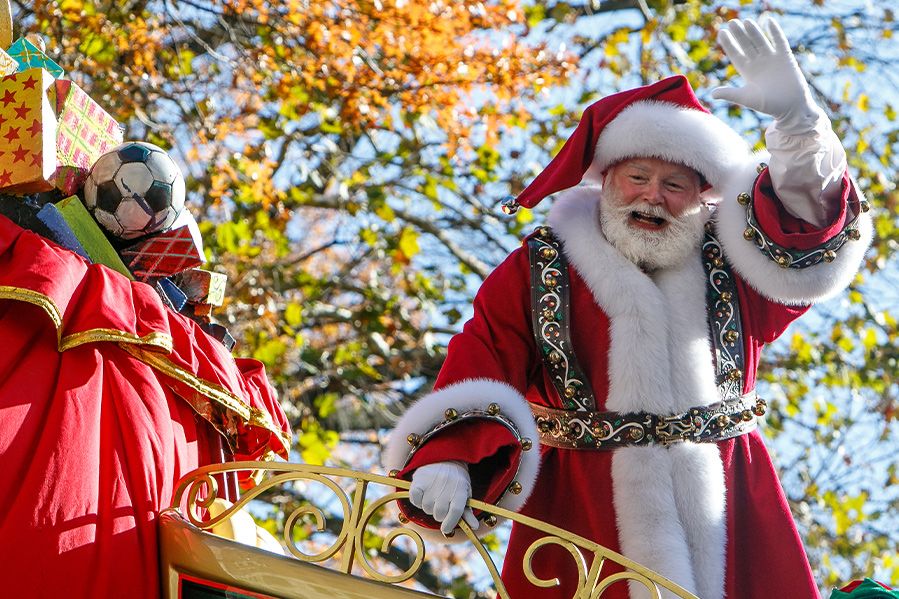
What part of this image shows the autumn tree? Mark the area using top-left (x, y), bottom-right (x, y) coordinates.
top-left (14, 0), bottom-right (898, 593)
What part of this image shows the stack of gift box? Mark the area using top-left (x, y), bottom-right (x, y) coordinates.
top-left (0, 35), bottom-right (236, 350)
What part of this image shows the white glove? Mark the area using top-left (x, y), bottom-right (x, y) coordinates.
top-left (712, 17), bottom-right (821, 131)
top-left (408, 461), bottom-right (479, 535)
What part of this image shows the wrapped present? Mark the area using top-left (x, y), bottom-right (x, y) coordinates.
top-left (156, 278), bottom-right (188, 312)
top-left (36, 201), bottom-right (90, 260)
top-left (171, 208), bottom-right (206, 263)
top-left (0, 68), bottom-right (57, 193)
top-left (831, 579), bottom-right (899, 598)
top-left (54, 195), bottom-right (133, 279)
top-left (120, 225), bottom-right (203, 281)
top-left (0, 68), bottom-right (122, 194)
top-left (0, 48), bottom-right (16, 77)
top-left (7, 37), bottom-right (64, 78)
top-left (200, 322), bottom-right (236, 352)
top-left (52, 79), bottom-right (123, 194)
top-left (171, 268), bottom-right (227, 306)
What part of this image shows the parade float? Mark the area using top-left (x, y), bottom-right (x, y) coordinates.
top-left (0, 3), bottom-right (698, 596)
top-left (1, 2), bottom-right (890, 598)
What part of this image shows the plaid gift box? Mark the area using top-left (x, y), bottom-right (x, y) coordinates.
top-left (0, 68), bottom-right (122, 194)
top-left (120, 225), bottom-right (204, 281)
top-left (7, 37), bottom-right (64, 78)
top-left (52, 79), bottom-right (122, 194)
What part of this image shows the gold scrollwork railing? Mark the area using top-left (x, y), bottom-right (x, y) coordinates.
top-left (169, 461), bottom-right (698, 599)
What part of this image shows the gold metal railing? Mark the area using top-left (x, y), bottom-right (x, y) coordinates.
top-left (169, 461), bottom-right (698, 599)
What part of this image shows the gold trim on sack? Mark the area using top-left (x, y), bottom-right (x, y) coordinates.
top-left (118, 344), bottom-right (292, 454)
top-left (61, 328), bottom-right (173, 353)
top-left (0, 285), bottom-right (63, 331)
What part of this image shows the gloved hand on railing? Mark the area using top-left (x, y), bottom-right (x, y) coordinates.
top-left (408, 461), bottom-right (480, 535)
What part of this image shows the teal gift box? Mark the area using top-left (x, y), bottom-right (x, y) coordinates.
top-left (7, 37), bottom-right (64, 78)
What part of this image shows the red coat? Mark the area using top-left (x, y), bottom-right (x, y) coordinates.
top-left (385, 166), bottom-right (869, 599)
top-left (0, 216), bottom-right (291, 598)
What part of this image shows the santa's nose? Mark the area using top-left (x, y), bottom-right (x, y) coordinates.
top-left (643, 182), bottom-right (664, 205)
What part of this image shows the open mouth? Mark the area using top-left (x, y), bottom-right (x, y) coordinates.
top-left (630, 210), bottom-right (668, 229)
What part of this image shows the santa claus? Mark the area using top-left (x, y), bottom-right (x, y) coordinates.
top-left (384, 17), bottom-right (872, 599)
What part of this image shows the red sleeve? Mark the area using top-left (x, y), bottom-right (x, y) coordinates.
top-left (393, 245), bottom-right (539, 529)
top-left (753, 169), bottom-right (851, 250)
top-left (434, 245), bottom-right (539, 393)
top-left (396, 419), bottom-right (522, 528)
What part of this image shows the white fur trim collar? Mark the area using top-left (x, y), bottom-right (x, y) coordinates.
top-left (548, 187), bottom-right (726, 598)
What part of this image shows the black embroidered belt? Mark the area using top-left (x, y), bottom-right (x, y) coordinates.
top-left (530, 393), bottom-right (766, 450)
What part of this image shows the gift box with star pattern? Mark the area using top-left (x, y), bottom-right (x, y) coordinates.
top-left (0, 67), bottom-right (122, 195)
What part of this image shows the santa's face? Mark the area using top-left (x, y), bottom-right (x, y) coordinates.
top-left (599, 157), bottom-right (707, 271)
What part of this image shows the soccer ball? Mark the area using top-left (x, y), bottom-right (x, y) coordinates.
top-left (83, 141), bottom-right (186, 241)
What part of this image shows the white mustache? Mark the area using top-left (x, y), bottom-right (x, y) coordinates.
top-left (627, 203), bottom-right (670, 219)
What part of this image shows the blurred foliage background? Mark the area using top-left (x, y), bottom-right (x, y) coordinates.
top-left (15, 0), bottom-right (898, 593)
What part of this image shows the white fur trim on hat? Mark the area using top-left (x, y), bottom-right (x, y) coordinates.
top-left (588, 100), bottom-right (753, 192)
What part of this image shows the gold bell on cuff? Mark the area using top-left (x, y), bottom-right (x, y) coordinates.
top-left (487, 403), bottom-right (500, 416)
top-left (398, 513), bottom-right (410, 524)
top-left (743, 227), bottom-right (756, 241)
top-left (823, 250), bottom-right (837, 263)
top-left (737, 192), bottom-right (751, 206)
top-left (848, 228), bottom-right (861, 241)
top-left (509, 481), bottom-right (523, 495)
top-left (407, 433), bottom-right (422, 447)
top-left (484, 514), bottom-right (498, 527)
top-left (521, 438), bottom-right (533, 451)
top-left (444, 408), bottom-right (459, 421)
top-left (388, 469), bottom-right (400, 478)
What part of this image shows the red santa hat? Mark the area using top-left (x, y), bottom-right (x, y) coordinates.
top-left (507, 75), bottom-right (751, 211)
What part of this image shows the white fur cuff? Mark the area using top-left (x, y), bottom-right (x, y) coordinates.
top-left (716, 175), bottom-right (873, 305)
top-left (384, 379), bottom-right (542, 540)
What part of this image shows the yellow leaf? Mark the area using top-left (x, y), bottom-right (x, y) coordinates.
top-left (284, 303), bottom-right (303, 327)
top-left (399, 227), bottom-right (420, 259)
top-left (516, 209), bottom-right (534, 225)
top-left (863, 327), bottom-right (878, 351)
top-left (857, 93), bottom-right (870, 112)
top-left (375, 203), bottom-right (395, 221)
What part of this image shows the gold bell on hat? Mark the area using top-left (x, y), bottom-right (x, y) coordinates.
top-left (501, 196), bottom-right (520, 215)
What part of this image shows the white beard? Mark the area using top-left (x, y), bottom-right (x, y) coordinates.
top-left (598, 188), bottom-right (707, 272)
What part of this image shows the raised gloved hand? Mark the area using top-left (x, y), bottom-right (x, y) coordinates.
top-left (712, 17), bottom-right (820, 129)
top-left (408, 461), bottom-right (479, 535)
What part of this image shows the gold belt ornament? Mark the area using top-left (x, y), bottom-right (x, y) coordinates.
top-left (531, 393), bottom-right (766, 450)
